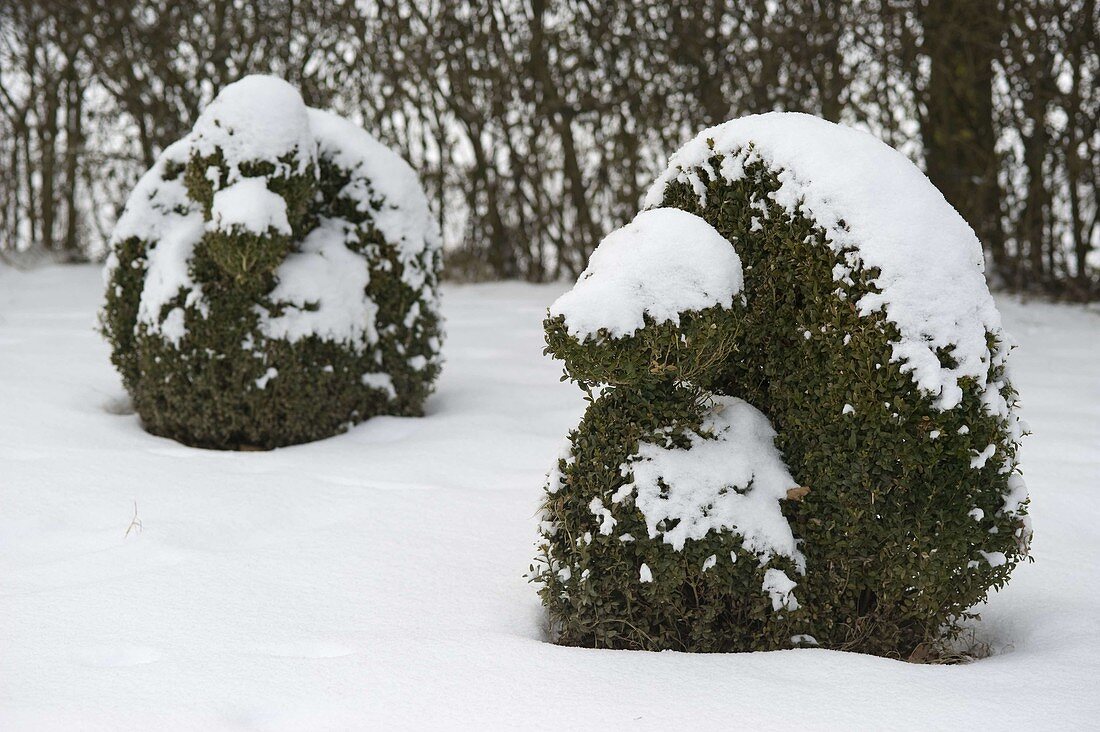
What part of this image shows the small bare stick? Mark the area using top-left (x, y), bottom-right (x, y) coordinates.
top-left (125, 501), bottom-right (143, 538)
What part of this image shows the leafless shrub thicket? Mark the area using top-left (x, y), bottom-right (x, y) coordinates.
top-left (1, 0), bottom-right (1095, 296)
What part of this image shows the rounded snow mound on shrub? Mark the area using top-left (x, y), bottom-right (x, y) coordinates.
top-left (550, 207), bottom-right (744, 340)
top-left (536, 113), bottom-right (1030, 659)
top-left (101, 75), bottom-right (442, 449)
top-left (545, 209), bottom-right (746, 388)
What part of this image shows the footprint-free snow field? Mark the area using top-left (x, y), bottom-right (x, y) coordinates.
top-left (2, 264), bottom-right (1098, 729)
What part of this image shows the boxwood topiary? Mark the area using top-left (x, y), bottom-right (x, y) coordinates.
top-left (101, 76), bottom-right (442, 449)
top-left (533, 207), bottom-right (809, 651)
top-left (534, 114), bottom-right (1031, 659)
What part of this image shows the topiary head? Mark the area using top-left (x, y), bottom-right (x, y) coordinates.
top-left (545, 208), bottom-right (745, 388)
top-left (184, 75), bottom-right (317, 235)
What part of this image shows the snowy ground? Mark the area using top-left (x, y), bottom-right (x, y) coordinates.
top-left (1, 264), bottom-right (1098, 730)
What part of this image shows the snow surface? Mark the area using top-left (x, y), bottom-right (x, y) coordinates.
top-left (645, 113), bottom-right (1003, 412)
top-left (621, 397), bottom-right (802, 568)
top-left (550, 208), bottom-right (743, 339)
top-left (2, 264), bottom-right (1099, 729)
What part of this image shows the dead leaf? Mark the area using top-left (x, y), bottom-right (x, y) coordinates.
top-left (785, 485), bottom-right (811, 501)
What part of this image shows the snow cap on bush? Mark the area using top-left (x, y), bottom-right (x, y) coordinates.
top-left (550, 208), bottom-right (743, 340)
top-left (544, 209), bottom-right (746, 388)
top-left (190, 75), bottom-right (316, 181)
top-left (647, 112), bottom-right (1004, 412)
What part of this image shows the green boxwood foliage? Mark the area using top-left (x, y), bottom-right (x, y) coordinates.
top-left (101, 76), bottom-right (442, 449)
top-left (534, 118), bottom-right (1030, 660)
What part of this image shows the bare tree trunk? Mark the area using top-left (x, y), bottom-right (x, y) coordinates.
top-left (530, 0), bottom-right (596, 272)
top-left (38, 78), bottom-right (59, 253)
top-left (920, 0), bottom-right (1007, 281)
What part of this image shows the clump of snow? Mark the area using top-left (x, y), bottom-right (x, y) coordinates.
top-left (360, 372), bottom-right (397, 400)
top-left (208, 178), bottom-right (291, 235)
top-left (617, 396), bottom-right (803, 569)
top-left (259, 217), bottom-right (377, 350)
top-left (255, 367), bottom-right (278, 390)
top-left (549, 208), bottom-right (743, 340)
top-left (543, 441), bottom-right (574, 495)
top-left (1003, 474), bottom-right (1029, 516)
top-left (158, 307), bottom-right (187, 346)
top-left (190, 75), bottom-right (316, 180)
top-left (645, 112), bottom-right (1004, 413)
top-left (588, 497), bottom-right (616, 535)
top-left (971, 443), bottom-right (997, 469)
top-left (979, 550), bottom-right (1008, 568)
top-left (762, 568), bottom-right (800, 612)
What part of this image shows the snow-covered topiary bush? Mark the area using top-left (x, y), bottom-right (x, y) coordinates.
top-left (534, 114), bottom-right (1031, 659)
top-left (534, 208), bottom-right (807, 651)
top-left (101, 76), bottom-right (442, 449)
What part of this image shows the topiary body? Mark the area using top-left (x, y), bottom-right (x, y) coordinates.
top-left (101, 76), bottom-right (442, 449)
top-left (535, 114), bottom-right (1030, 659)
